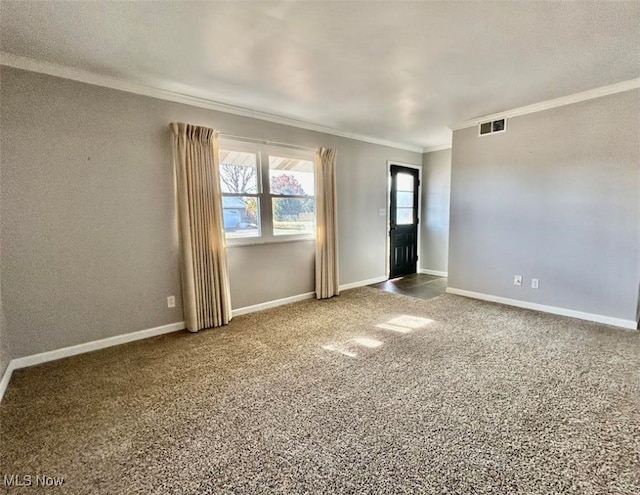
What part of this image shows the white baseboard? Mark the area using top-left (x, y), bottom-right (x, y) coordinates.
top-left (233, 276), bottom-right (392, 316)
top-left (339, 276), bottom-right (387, 291)
top-left (0, 321), bottom-right (186, 404)
top-left (232, 292), bottom-right (316, 317)
top-left (419, 269), bottom-right (448, 277)
top-left (446, 287), bottom-right (638, 330)
top-left (11, 321), bottom-right (186, 371)
top-left (0, 361), bottom-right (16, 404)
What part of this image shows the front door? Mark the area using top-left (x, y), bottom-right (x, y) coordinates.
top-left (389, 165), bottom-right (419, 279)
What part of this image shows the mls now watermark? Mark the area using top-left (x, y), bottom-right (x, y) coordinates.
top-left (3, 474), bottom-right (65, 487)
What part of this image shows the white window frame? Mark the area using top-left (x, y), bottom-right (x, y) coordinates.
top-left (219, 138), bottom-right (316, 246)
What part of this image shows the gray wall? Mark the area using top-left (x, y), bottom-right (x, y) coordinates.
top-left (0, 67), bottom-right (420, 359)
top-left (228, 241), bottom-right (315, 309)
top-left (449, 90), bottom-right (640, 323)
top-left (0, 112), bottom-right (8, 376)
top-left (420, 149), bottom-right (451, 274)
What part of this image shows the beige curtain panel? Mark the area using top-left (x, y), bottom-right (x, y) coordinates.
top-left (315, 147), bottom-right (340, 299)
top-left (170, 122), bottom-right (232, 331)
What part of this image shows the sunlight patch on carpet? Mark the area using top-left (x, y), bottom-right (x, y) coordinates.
top-left (375, 323), bottom-right (412, 333)
top-left (352, 337), bottom-right (383, 348)
top-left (376, 315), bottom-right (433, 333)
top-left (321, 344), bottom-right (357, 358)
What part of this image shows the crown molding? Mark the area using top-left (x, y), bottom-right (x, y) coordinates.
top-left (422, 143), bottom-right (452, 153)
top-left (0, 51), bottom-right (423, 153)
top-left (451, 78), bottom-right (640, 131)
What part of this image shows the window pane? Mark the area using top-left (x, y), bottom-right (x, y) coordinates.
top-left (269, 156), bottom-right (314, 196)
top-left (272, 198), bottom-right (315, 236)
top-left (397, 191), bottom-right (413, 208)
top-left (220, 150), bottom-right (258, 194)
top-left (396, 173), bottom-right (414, 192)
top-left (222, 195), bottom-right (260, 238)
top-left (396, 207), bottom-right (414, 225)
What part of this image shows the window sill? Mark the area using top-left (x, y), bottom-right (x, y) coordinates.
top-left (226, 236), bottom-right (315, 248)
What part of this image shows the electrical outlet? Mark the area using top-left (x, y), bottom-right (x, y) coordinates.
top-left (531, 279), bottom-right (539, 289)
top-left (513, 275), bottom-right (523, 286)
top-left (167, 296), bottom-right (176, 308)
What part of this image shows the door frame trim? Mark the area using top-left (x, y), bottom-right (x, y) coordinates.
top-left (386, 161), bottom-right (422, 279)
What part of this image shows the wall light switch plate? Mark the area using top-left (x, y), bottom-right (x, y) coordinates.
top-left (378, 208), bottom-right (386, 217)
top-left (167, 296), bottom-right (176, 308)
top-left (514, 275), bottom-right (523, 286)
top-left (531, 279), bottom-right (540, 289)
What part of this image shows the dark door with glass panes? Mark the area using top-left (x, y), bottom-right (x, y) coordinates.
top-left (389, 165), bottom-right (419, 278)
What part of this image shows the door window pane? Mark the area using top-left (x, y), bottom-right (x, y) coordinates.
top-left (396, 207), bottom-right (414, 225)
top-left (270, 156), bottom-right (314, 196)
top-left (397, 191), bottom-right (413, 208)
top-left (220, 151), bottom-right (258, 194)
top-left (222, 195), bottom-right (260, 238)
top-left (396, 173), bottom-right (414, 192)
top-left (272, 198), bottom-right (315, 235)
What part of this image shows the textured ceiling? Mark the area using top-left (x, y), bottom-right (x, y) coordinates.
top-left (1, 1), bottom-right (639, 149)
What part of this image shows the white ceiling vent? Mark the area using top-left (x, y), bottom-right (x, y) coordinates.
top-left (479, 118), bottom-right (507, 136)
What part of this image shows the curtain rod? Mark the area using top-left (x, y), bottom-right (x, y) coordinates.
top-left (219, 133), bottom-right (317, 153)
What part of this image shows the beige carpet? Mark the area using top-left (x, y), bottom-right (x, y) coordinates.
top-left (1, 288), bottom-right (638, 494)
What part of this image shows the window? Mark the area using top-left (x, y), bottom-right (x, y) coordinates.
top-left (395, 172), bottom-right (414, 225)
top-left (219, 139), bottom-right (315, 243)
top-left (219, 148), bottom-right (260, 238)
top-left (269, 155), bottom-right (315, 236)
